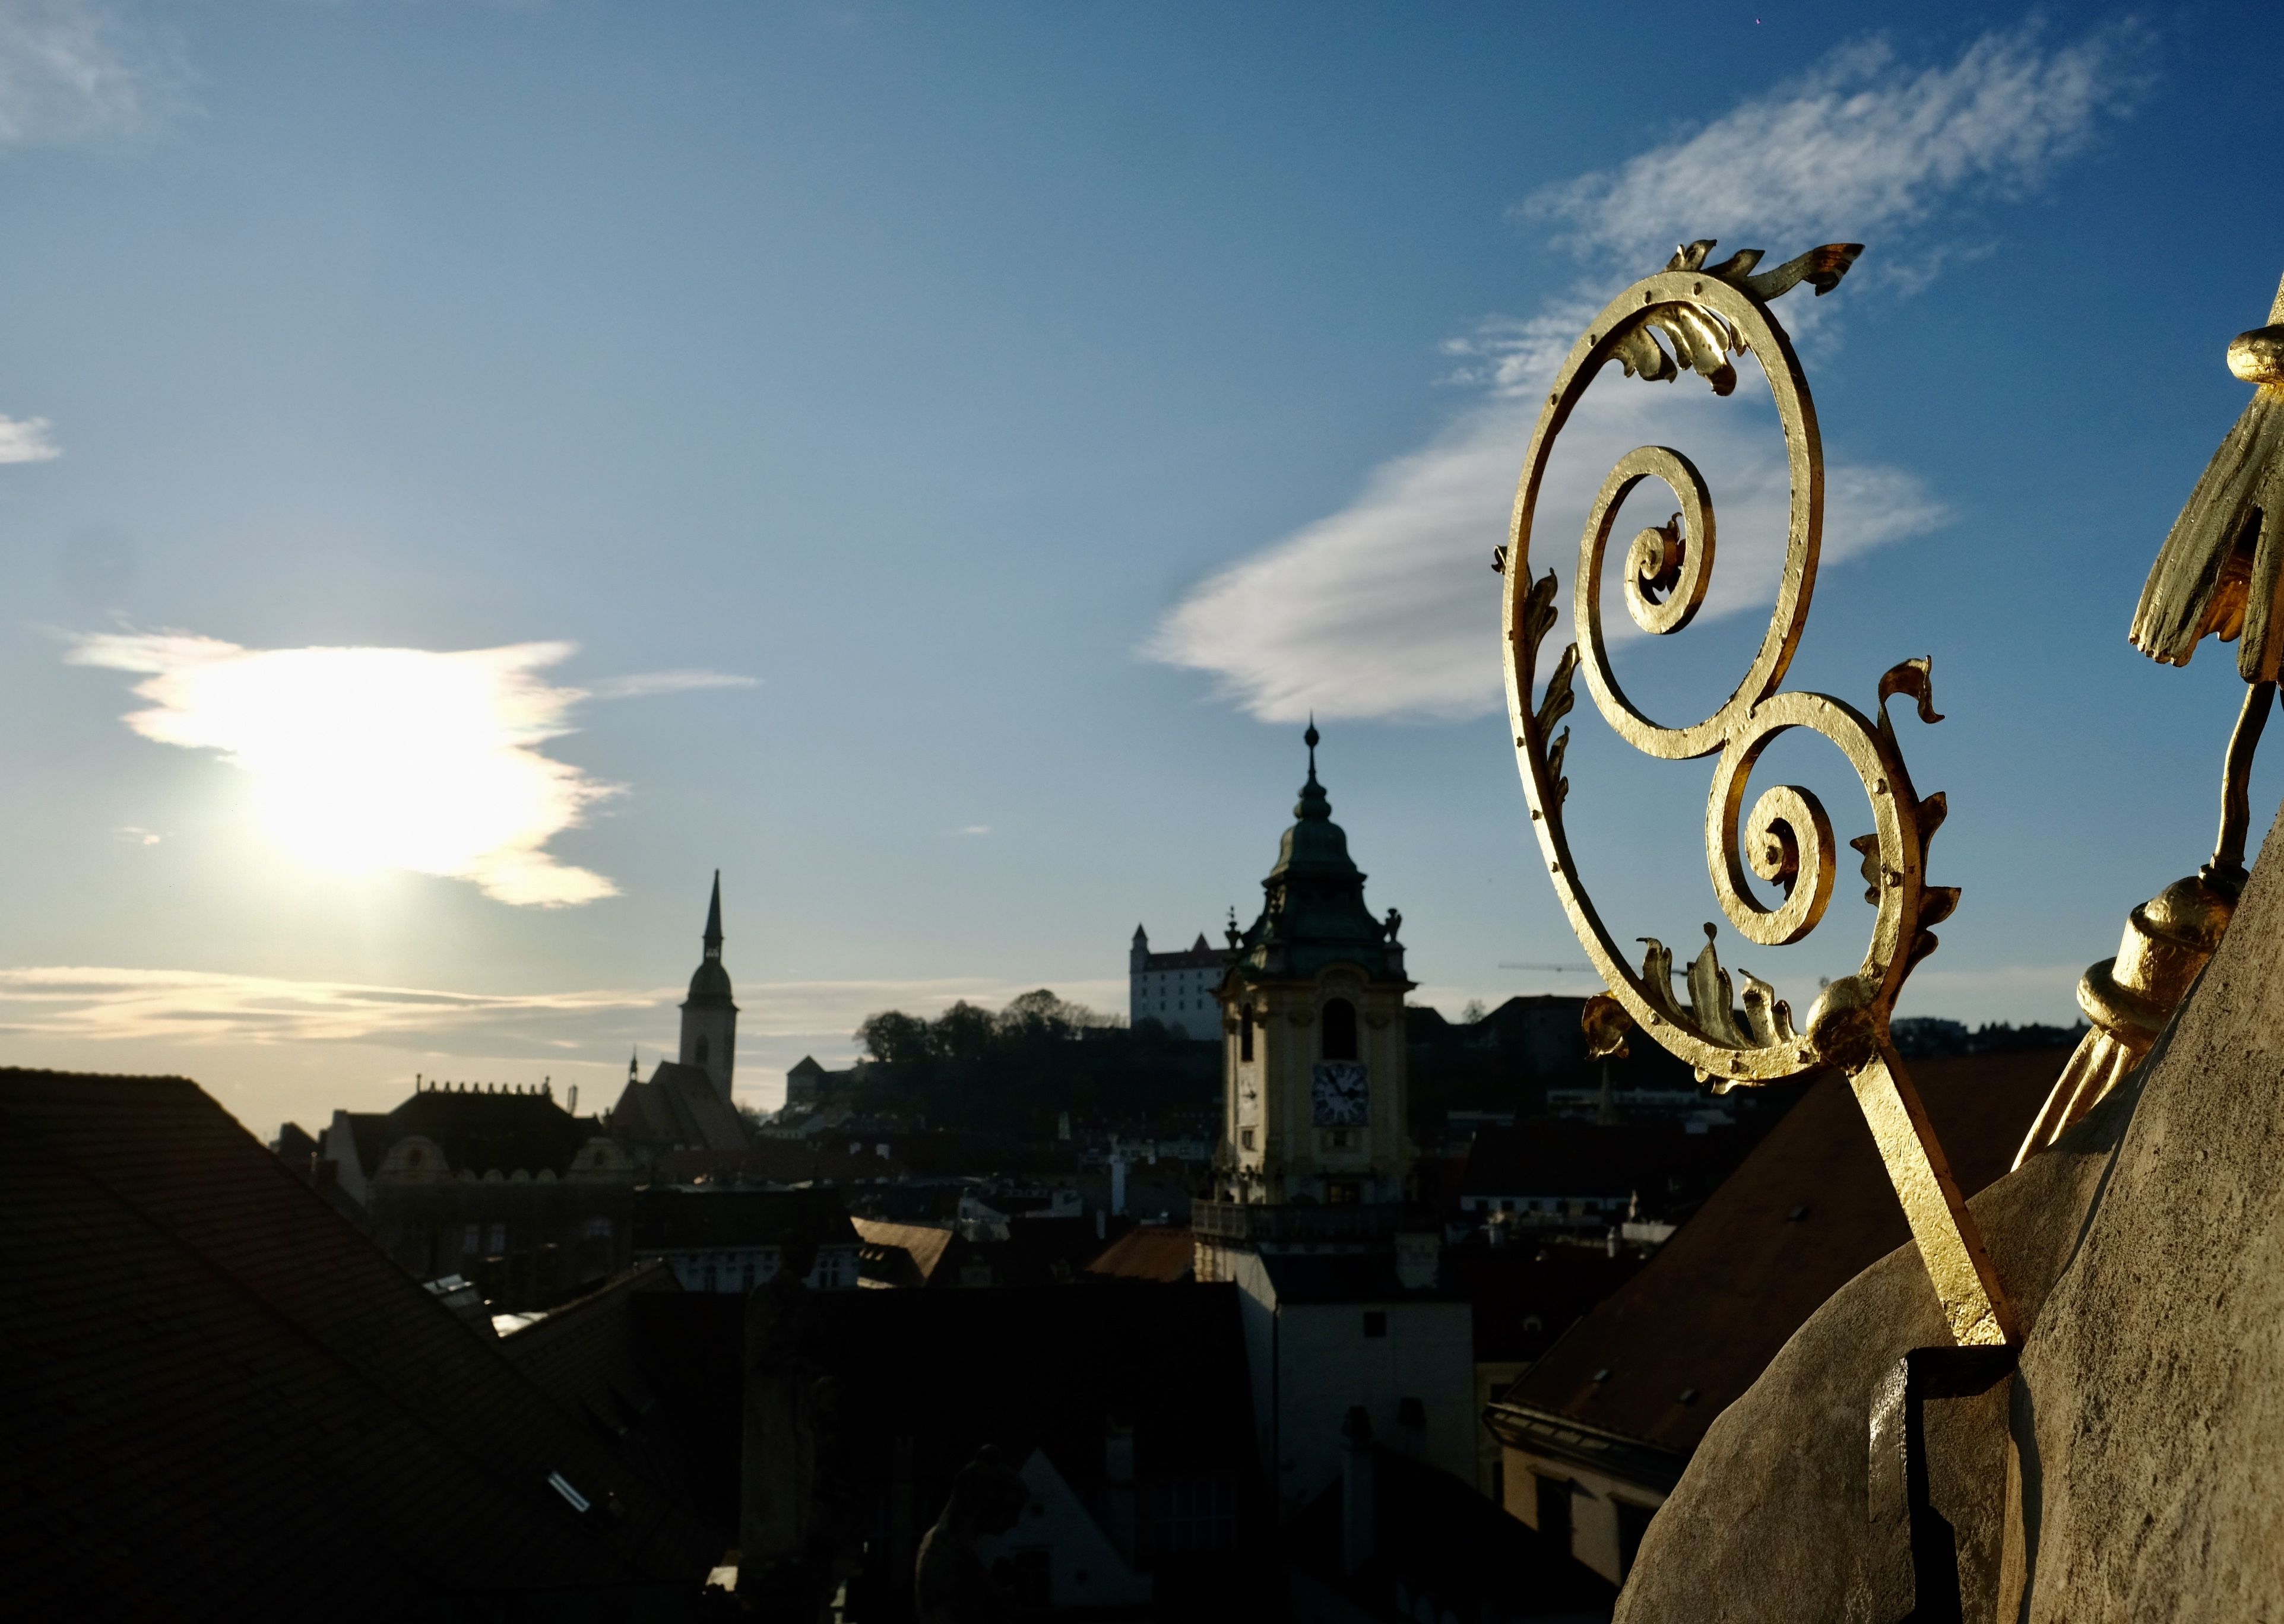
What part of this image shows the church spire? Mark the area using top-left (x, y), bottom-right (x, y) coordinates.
top-left (1295, 717), bottom-right (1331, 823)
top-left (703, 869), bottom-right (723, 960)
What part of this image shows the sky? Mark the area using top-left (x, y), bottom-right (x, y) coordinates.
top-left (1, 0), bottom-right (2280, 1136)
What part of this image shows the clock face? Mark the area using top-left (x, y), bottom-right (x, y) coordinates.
top-left (1312, 1061), bottom-right (1369, 1126)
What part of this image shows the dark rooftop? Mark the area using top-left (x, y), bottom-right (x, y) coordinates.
top-left (632, 1185), bottom-right (858, 1251)
top-left (1491, 1048), bottom-right (2066, 1461)
top-left (361, 1081), bottom-right (604, 1177)
top-left (0, 1067), bottom-right (717, 1614)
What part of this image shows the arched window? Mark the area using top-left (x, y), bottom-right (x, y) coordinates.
top-left (695, 1035), bottom-right (710, 1065)
top-left (1239, 1011), bottom-right (1255, 1064)
top-left (1322, 998), bottom-right (1358, 1061)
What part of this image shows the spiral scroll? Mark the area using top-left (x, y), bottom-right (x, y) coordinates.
top-left (1499, 239), bottom-right (2014, 1347)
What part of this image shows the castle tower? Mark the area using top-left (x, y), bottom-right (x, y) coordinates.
top-left (679, 871), bottom-right (738, 1106)
top-left (1211, 722), bottom-right (1414, 1215)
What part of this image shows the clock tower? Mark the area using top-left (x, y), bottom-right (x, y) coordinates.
top-left (1195, 725), bottom-right (1466, 1518)
top-left (1206, 722), bottom-right (1414, 1220)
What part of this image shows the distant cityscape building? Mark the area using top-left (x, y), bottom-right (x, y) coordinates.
top-left (316, 1080), bottom-right (638, 1299)
top-left (1190, 723), bottom-right (1473, 1518)
top-left (609, 873), bottom-right (755, 1161)
top-left (679, 870), bottom-right (737, 1104)
top-left (1129, 925), bottom-right (1236, 1039)
top-left (1207, 722), bottom-right (1415, 1215)
top-left (631, 1186), bottom-right (862, 1293)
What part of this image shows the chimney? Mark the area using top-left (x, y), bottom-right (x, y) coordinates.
top-left (1104, 1418), bottom-right (1138, 1558)
top-left (1341, 1406), bottom-right (1374, 1575)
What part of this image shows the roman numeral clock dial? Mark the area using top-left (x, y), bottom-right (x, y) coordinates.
top-left (1312, 1062), bottom-right (1369, 1126)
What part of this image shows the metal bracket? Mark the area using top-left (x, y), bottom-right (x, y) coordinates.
top-left (1866, 1344), bottom-right (2016, 1623)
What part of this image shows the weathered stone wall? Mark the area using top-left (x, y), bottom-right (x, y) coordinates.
top-left (1617, 800), bottom-right (2284, 1622)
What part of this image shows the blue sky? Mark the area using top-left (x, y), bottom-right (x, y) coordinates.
top-left (0, 1), bottom-right (2279, 1135)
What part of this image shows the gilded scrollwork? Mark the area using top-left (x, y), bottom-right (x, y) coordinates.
top-left (1500, 242), bottom-right (2015, 1347)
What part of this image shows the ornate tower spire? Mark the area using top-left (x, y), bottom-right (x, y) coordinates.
top-left (680, 871), bottom-right (738, 1105)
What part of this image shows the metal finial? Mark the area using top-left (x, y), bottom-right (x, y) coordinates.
top-left (1304, 715), bottom-right (1320, 777)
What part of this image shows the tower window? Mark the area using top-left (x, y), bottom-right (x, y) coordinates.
top-left (695, 1035), bottom-right (709, 1065)
top-left (1322, 998), bottom-right (1358, 1061)
top-left (1239, 1013), bottom-right (1254, 1063)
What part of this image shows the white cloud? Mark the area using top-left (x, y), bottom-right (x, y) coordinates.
top-left (0, 965), bottom-right (1130, 1049)
top-left (66, 630), bottom-right (757, 906)
top-left (0, 0), bottom-right (180, 149)
top-left (0, 964), bottom-right (668, 1045)
top-left (946, 824), bottom-right (991, 837)
top-left (1152, 368), bottom-right (1949, 722)
top-left (1152, 20), bottom-right (2136, 722)
top-left (585, 669), bottom-right (759, 700)
top-left (1525, 23), bottom-right (2145, 268)
top-left (0, 413), bottom-right (58, 461)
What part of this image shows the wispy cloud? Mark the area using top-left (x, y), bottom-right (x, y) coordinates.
top-left (0, 413), bottom-right (58, 461)
top-left (1525, 23), bottom-right (2146, 272)
top-left (0, 966), bottom-right (1129, 1049)
top-left (0, 0), bottom-right (182, 149)
top-left (946, 824), bottom-right (991, 837)
top-left (65, 630), bottom-right (757, 906)
top-left (0, 965), bottom-right (668, 1046)
top-left (1152, 20), bottom-right (2140, 723)
top-left (585, 669), bottom-right (759, 700)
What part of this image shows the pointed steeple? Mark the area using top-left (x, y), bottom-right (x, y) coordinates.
top-left (629, 1049), bottom-right (638, 1081)
top-left (683, 871), bottom-right (737, 1010)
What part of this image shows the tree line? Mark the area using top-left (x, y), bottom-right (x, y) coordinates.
top-left (850, 989), bottom-right (1219, 1135)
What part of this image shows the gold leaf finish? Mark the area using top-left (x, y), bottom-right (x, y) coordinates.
top-left (1500, 242), bottom-right (2014, 1346)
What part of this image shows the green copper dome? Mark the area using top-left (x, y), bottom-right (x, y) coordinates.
top-left (1228, 722), bottom-right (1405, 984)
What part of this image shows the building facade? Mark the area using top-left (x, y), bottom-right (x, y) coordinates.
top-left (1129, 926), bottom-right (1236, 1041)
top-left (321, 1082), bottom-right (639, 1293)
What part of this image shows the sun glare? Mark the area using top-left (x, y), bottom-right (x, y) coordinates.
top-left (69, 632), bottom-right (620, 905)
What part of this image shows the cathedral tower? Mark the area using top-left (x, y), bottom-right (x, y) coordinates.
top-left (679, 871), bottom-right (738, 1105)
